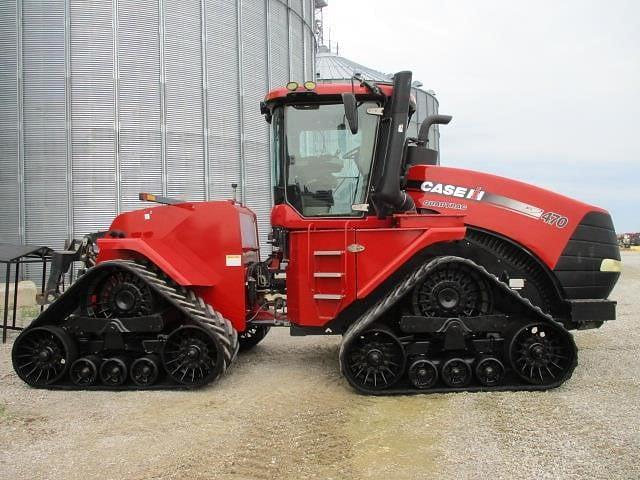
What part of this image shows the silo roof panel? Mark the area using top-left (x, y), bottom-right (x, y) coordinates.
top-left (316, 51), bottom-right (391, 82)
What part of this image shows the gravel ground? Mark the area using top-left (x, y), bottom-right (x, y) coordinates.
top-left (1, 252), bottom-right (638, 480)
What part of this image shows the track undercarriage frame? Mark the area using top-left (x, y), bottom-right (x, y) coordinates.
top-left (12, 254), bottom-right (577, 394)
top-left (339, 256), bottom-right (577, 394)
top-left (12, 260), bottom-right (239, 390)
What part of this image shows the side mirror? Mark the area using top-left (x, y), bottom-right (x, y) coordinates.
top-left (341, 93), bottom-right (358, 134)
top-left (260, 101), bottom-right (272, 123)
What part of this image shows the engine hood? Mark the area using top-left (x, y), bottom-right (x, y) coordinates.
top-left (405, 164), bottom-right (611, 269)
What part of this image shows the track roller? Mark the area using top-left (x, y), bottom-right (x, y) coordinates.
top-left (100, 356), bottom-right (129, 386)
top-left (475, 357), bottom-right (505, 387)
top-left (440, 358), bottom-right (472, 388)
top-left (407, 358), bottom-right (438, 389)
top-left (130, 355), bottom-right (161, 387)
top-left (12, 326), bottom-right (77, 386)
top-left (70, 355), bottom-right (101, 387)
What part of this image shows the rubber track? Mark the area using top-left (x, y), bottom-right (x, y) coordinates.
top-left (339, 255), bottom-right (578, 395)
top-left (466, 228), bottom-right (557, 313)
top-left (21, 259), bottom-right (239, 389)
top-left (116, 260), bottom-right (239, 369)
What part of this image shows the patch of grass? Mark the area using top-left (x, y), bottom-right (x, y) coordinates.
top-left (0, 305), bottom-right (40, 327)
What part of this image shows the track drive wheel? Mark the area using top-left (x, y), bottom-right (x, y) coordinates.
top-left (162, 326), bottom-right (225, 387)
top-left (82, 269), bottom-right (155, 318)
top-left (12, 326), bottom-right (77, 386)
top-left (509, 323), bottom-right (576, 385)
top-left (238, 324), bottom-right (270, 351)
top-left (412, 263), bottom-right (492, 317)
top-left (342, 327), bottom-right (406, 392)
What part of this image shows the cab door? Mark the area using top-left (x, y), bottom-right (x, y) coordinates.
top-left (287, 226), bottom-right (357, 328)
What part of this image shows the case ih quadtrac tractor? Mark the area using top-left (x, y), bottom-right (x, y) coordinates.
top-left (12, 71), bottom-right (621, 394)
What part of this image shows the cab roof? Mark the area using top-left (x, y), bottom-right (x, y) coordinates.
top-left (264, 82), bottom-right (393, 103)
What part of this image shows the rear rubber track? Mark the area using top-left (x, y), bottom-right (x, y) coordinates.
top-left (13, 259), bottom-right (238, 390)
top-left (117, 259), bottom-right (239, 370)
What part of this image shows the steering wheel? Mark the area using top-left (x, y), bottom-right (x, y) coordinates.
top-left (342, 146), bottom-right (360, 161)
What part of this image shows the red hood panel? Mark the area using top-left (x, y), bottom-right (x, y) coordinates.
top-left (406, 165), bottom-right (607, 269)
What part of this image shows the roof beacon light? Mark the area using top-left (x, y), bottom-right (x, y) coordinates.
top-left (139, 192), bottom-right (183, 205)
top-left (139, 192), bottom-right (157, 202)
top-left (303, 81), bottom-right (316, 90)
top-left (286, 81), bottom-right (299, 91)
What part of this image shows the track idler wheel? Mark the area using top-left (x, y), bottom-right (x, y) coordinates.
top-left (238, 324), bottom-right (271, 351)
top-left (475, 357), bottom-right (505, 387)
top-left (100, 356), bottom-right (129, 386)
top-left (12, 326), bottom-right (77, 386)
top-left (408, 358), bottom-right (438, 389)
top-left (131, 355), bottom-right (161, 387)
top-left (342, 327), bottom-right (407, 392)
top-left (441, 358), bottom-right (472, 388)
top-left (70, 355), bottom-right (101, 387)
top-left (509, 323), bottom-right (575, 385)
top-left (162, 326), bottom-right (225, 387)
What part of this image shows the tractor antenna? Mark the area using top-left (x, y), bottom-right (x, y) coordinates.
top-left (231, 183), bottom-right (238, 203)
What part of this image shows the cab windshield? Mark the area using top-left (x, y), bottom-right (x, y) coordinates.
top-left (274, 101), bottom-right (379, 217)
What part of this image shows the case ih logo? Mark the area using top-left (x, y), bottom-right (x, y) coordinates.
top-left (416, 180), bottom-right (569, 228)
top-left (420, 181), bottom-right (486, 200)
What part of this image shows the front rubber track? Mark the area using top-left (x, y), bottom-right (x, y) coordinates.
top-left (339, 256), bottom-right (578, 396)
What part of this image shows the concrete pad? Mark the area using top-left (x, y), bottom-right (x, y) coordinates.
top-left (0, 280), bottom-right (37, 308)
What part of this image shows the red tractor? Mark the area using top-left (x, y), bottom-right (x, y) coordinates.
top-left (12, 71), bottom-right (621, 394)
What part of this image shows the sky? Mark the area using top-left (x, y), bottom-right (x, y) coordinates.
top-left (324, 0), bottom-right (640, 232)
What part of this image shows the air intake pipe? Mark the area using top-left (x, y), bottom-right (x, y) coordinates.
top-left (417, 114), bottom-right (452, 144)
top-left (372, 70), bottom-right (415, 216)
top-left (405, 114), bottom-right (453, 167)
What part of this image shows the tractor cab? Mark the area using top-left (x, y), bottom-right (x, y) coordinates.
top-left (262, 81), bottom-right (389, 218)
top-left (261, 74), bottom-right (452, 220)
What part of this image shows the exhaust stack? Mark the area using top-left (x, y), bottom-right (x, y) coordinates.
top-left (371, 70), bottom-right (415, 217)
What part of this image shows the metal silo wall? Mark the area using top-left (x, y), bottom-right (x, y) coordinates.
top-left (0, 1), bottom-right (20, 247)
top-left (0, 0), bottom-right (317, 263)
top-left (117, 0), bottom-right (163, 214)
top-left (23, 0), bottom-right (68, 253)
top-left (241, 0), bottom-right (270, 252)
top-left (206, 0), bottom-right (241, 199)
top-left (71, 0), bottom-right (116, 236)
top-left (164, 0), bottom-right (205, 201)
